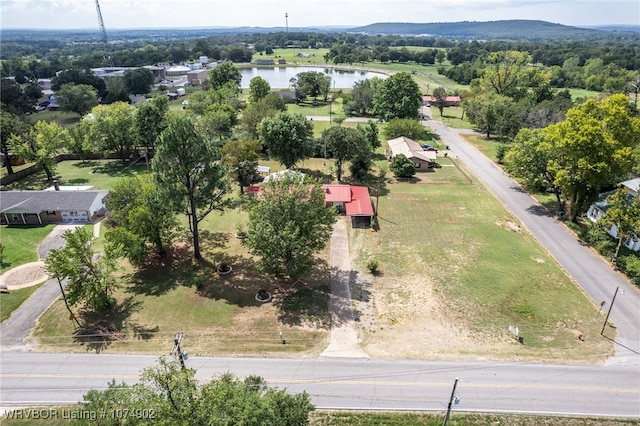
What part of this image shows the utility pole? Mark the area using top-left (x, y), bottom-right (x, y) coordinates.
top-left (601, 287), bottom-right (622, 335)
top-left (170, 332), bottom-right (187, 369)
top-left (442, 378), bottom-right (459, 426)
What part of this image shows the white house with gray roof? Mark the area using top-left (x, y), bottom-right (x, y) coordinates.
top-left (0, 190), bottom-right (108, 225)
top-left (586, 177), bottom-right (640, 251)
top-left (387, 136), bottom-right (437, 171)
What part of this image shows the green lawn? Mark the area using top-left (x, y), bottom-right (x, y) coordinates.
top-left (287, 97), bottom-right (347, 120)
top-left (351, 157), bottom-right (611, 361)
top-left (0, 225), bottom-right (54, 273)
top-left (24, 110), bottom-right (81, 128)
top-left (250, 48), bottom-right (330, 66)
top-left (4, 159), bottom-right (151, 191)
top-left (0, 283), bottom-right (44, 322)
top-left (431, 106), bottom-right (475, 129)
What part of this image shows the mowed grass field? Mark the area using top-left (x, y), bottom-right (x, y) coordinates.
top-left (349, 155), bottom-right (611, 362)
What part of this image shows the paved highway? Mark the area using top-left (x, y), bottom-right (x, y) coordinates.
top-left (1, 353), bottom-right (639, 417)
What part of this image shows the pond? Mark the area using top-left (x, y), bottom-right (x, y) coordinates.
top-left (239, 66), bottom-right (388, 89)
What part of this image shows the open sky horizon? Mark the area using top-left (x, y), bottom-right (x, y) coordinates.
top-left (0, 0), bottom-right (638, 30)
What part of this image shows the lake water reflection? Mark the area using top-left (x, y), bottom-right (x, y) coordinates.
top-left (239, 66), bottom-right (388, 89)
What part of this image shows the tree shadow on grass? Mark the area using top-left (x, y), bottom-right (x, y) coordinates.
top-left (274, 261), bottom-right (332, 329)
top-left (198, 230), bottom-right (231, 251)
top-left (127, 242), bottom-right (194, 296)
top-left (196, 254), bottom-right (278, 308)
top-left (74, 296), bottom-right (158, 353)
top-left (297, 167), bottom-right (333, 183)
top-left (74, 160), bottom-right (149, 178)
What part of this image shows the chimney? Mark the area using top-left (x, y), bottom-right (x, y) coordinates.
top-left (53, 179), bottom-right (60, 191)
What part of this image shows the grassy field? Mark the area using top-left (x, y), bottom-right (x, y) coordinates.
top-left (24, 110), bottom-right (82, 128)
top-left (431, 106), bottom-right (475, 129)
top-left (0, 224), bottom-right (54, 273)
top-left (251, 48), bottom-right (330, 66)
top-left (4, 159), bottom-right (151, 191)
top-left (0, 283), bottom-right (44, 322)
top-left (349, 156), bottom-right (611, 362)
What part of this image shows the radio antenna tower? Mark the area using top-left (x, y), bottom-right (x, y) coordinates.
top-left (95, 0), bottom-right (114, 67)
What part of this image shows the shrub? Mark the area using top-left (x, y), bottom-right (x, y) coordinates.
top-left (390, 154), bottom-right (416, 178)
top-left (193, 277), bottom-right (204, 290)
top-left (366, 259), bottom-right (379, 274)
top-left (586, 225), bottom-right (616, 256)
top-left (496, 143), bottom-right (508, 164)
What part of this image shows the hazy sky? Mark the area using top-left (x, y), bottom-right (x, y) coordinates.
top-left (1, 0), bottom-right (638, 29)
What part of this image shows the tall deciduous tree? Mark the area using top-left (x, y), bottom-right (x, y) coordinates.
top-left (600, 186), bottom-right (640, 261)
top-left (373, 72), bottom-right (422, 121)
top-left (357, 119), bottom-right (381, 150)
top-left (321, 126), bottom-right (371, 181)
top-left (480, 50), bottom-right (531, 97)
top-left (0, 78), bottom-right (40, 114)
top-left (67, 119), bottom-right (95, 163)
top-left (135, 95), bottom-right (169, 151)
top-left (57, 83), bottom-right (99, 117)
top-left (79, 357), bottom-right (314, 426)
top-left (123, 67), bottom-right (155, 95)
top-left (105, 175), bottom-right (179, 264)
top-left (248, 76), bottom-right (271, 102)
top-left (545, 94), bottom-right (640, 221)
top-left (153, 113), bottom-right (231, 260)
top-left (383, 118), bottom-right (427, 141)
top-left (432, 86), bottom-right (447, 116)
top-left (504, 128), bottom-right (562, 209)
top-left (463, 93), bottom-right (515, 139)
top-left (199, 103), bottom-right (238, 144)
top-left (241, 93), bottom-right (286, 139)
top-left (0, 110), bottom-right (28, 175)
top-left (258, 112), bottom-right (313, 169)
top-left (245, 176), bottom-right (336, 280)
top-left (45, 227), bottom-right (118, 312)
top-left (208, 61), bottom-right (242, 91)
top-left (344, 78), bottom-right (382, 116)
top-left (221, 138), bottom-right (261, 194)
top-left (11, 120), bottom-right (68, 181)
top-left (290, 71), bottom-right (331, 102)
top-left (91, 101), bottom-right (138, 164)
top-left (52, 68), bottom-right (107, 99)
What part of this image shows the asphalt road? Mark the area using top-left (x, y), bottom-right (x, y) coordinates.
top-left (424, 118), bottom-right (640, 363)
top-left (1, 353), bottom-right (638, 417)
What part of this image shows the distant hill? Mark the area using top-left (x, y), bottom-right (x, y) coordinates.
top-left (586, 25), bottom-right (640, 33)
top-left (347, 20), bottom-right (614, 40)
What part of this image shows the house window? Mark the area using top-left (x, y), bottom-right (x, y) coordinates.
top-left (46, 211), bottom-right (56, 215)
top-left (414, 162), bottom-right (421, 168)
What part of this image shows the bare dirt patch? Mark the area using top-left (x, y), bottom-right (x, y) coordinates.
top-left (1, 262), bottom-right (48, 290)
top-left (359, 274), bottom-right (509, 359)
